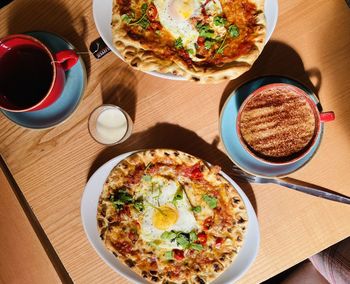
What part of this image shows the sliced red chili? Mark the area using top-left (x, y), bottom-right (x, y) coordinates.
top-left (197, 36), bottom-right (205, 45)
top-left (203, 216), bottom-right (213, 230)
top-left (197, 232), bottom-right (207, 245)
top-left (184, 163), bottom-right (203, 180)
top-left (147, 3), bottom-right (158, 21)
top-left (173, 249), bottom-right (184, 261)
top-left (215, 237), bottom-right (224, 247)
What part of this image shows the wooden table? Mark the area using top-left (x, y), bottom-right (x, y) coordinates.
top-left (1, 0), bottom-right (350, 283)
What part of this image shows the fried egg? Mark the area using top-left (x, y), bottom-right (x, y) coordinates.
top-left (154, 0), bottom-right (223, 56)
top-left (138, 175), bottom-right (198, 249)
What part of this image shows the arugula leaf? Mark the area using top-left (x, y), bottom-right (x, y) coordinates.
top-left (189, 231), bottom-right (197, 242)
top-left (161, 231), bottom-right (177, 240)
top-left (216, 46), bottom-right (226, 54)
top-left (116, 191), bottom-right (133, 203)
top-left (141, 3), bottom-right (148, 14)
top-left (176, 234), bottom-right (190, 249)
top-left (142, 175), bottom-right (152, 182)
top-left (192, 206), bottom-right (202, 213)
top-left (174, 37), bottom-right (183, 49)
top-left (214, 16), bottom-right (227, 26)
top-left (121, 14), bottom-right (133, 24)
top-left (204, 40), bottom-right (215, 50)
top-left (228, 24), bottom-right (240, 38)
top-left (190, 243), bottom-right (203, 251)
top-left (202, 194), bottom-right (218, 209)
top-left (164, 251), bottom-right (174, 260)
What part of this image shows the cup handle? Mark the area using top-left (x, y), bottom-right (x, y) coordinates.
top-left (54, 50), bottom-right (79, 71)
top-left (320, 111), bottom-right (335, 122)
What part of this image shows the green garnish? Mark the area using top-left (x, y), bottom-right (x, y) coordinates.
top-left (161, 231), bottom-right (177, 240)
top-left (189, 231), bottom-right (197, 242)
top-left (133, 199), bottom-right (144, 212)
top-left (174, 37), bottom-right (183, 49)
top-left (141, 3), bottom-right (148, 13)
top-left (173, 185), bottom-right (183, 204)
top-left (202, 194), bottom-right (218, 209)
top-left (164, 251), bottom-right (174, 260)
top-left (137, 17), bottom-right (150, 29)
top-left (216, 33), bottom-right (227, 54)
top-left (228, 24), bottom-right (240, 38)
top-left (213, 16), bottom-right (227, 26)
top-left (196, 23), bottom-right (215, 39)
top-left (176, 234), bottom-right (190, 249)
top-left (142, 175), bottom-right (152, 182)
top-left (204, 40), bottom-right (215, 50)
top-left (110, 190), bottom-right (133, 209)
top-left (121, 14), bottom-right (133, 24)
top-left (190, 243), bottom-right (203, 251)
top-left (187, 48), bottom-right (195, 55)
top-left (192, 206), bottom-right (202, 213)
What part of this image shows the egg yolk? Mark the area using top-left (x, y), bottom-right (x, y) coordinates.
top-left (171, 0), bottom-right (195, 20)
top-left (152, 205), bottom-right (179, 230)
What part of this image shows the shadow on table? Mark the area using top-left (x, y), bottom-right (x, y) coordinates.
top-left (6, 0), bottom-right (91, 79)
top-left (219, 40), bottom-right (323, 115)
top-left (88, 123), bottom-right (258, 214)
top-left (100, 63), bottom-right (138, 122)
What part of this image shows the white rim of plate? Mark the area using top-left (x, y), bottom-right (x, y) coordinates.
top-left (92, 0), bottom-right (278, 81)
top-left (81, 150), bottom-right (260, 284)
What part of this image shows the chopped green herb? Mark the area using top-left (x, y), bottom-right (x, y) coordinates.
top-left (138, 17), bottom-right (150, 29)
top-left (202, 194), bottom-right (218, 209)
top-left (161, 231), bottom-right (177, 240)
top-left (121, 14), bottom-right (133, 24)
top-left (187, 48), bottom-right (195, 55)
top-left (197, 24), bottom-right (215, 39)
top-left (176, 234), bottom-right (190, 249)
top-left (173, 185), bottom-right (183, 203)
top-left (141, 3), bottom-right (148, 13)
top-left (148, 241), bottom-right (160, 248)
top-left (174, 37), bottom-right (183, 49)
top-left (214, 16), bottom-right (227, 26)
top-left (204, 40), bottom-right (215, 50)
top-left (228, 24), bottom-right (240, 38)
top-left (190, 243), bottom-right (203, 251)
top-left (142, 175), bottom-right (152, 182)
top-left (164, 251), bottom-right (174, 260)
top-left (133, 199), bottom-right (144, 212)
top-left (216, 33), bottom-right (228, 54)
top-left (110, 190), bottom-right (133, 209)
top-left (192, 206), bottom-right (202, 213)
top-left (189, 231), bottom-right (197, 242)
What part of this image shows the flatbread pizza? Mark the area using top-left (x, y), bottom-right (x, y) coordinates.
top-left (111, 0), bottom-right (265, 82)
top-left (97, 149), bottom-right (248, 283)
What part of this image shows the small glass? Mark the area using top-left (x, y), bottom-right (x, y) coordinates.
top-left (88, 104), bottom-right (133, 145)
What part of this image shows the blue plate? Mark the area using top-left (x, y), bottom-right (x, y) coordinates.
top-left (220, 76), bottom-right (323, 177)
top-left (1, 31), bottom-right (87, 129)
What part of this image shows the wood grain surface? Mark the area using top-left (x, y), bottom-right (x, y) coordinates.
top-left (1, 0), bottom-right (350, 283)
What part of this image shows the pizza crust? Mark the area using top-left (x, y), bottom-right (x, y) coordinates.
top-left (112, 0), bottom-right (266, 83)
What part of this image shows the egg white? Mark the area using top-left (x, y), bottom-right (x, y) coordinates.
top-left (138, 175), bottom-right (198, 249)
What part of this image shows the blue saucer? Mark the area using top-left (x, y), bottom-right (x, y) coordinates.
top-left (220, 76), bottom-right (323, 177)
top-left (1, 31), bottom-right (86, 129)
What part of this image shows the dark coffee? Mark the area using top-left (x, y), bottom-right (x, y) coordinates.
top-left (0, 45), bottom-right (53, 109)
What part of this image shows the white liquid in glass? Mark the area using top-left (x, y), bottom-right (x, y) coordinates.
top-left (96, 108), bottom-right (127, 143)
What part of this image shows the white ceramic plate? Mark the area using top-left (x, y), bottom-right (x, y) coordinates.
top-left (81, 150), bottom-right (260, 283)
top-left (92, 0), bottom-right (279, 80)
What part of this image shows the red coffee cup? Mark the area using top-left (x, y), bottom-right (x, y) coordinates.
top-left (236, 83), bottom-right (335, 165)
top-left (0, 34), bottom-right (79, 112)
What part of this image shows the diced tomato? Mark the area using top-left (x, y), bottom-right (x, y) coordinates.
top-left (147, 3), bottom-right (158, 21)
top-left (197, 36), bottom-right (205, 46)
top-left (150, 22), bottom-right (162, 31)
top-left (215, 237), bottom-right (224, 247)
top-left (173, 249), bottom-right (184, 261)
top-left (128, 231), bottom-right (139, 244)
top-left (184, 163), bottom-right (203, 180)
top-left (203, 216), bottom-right (213, 230)
top-left (197, 232), bottom-right (207, 245)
